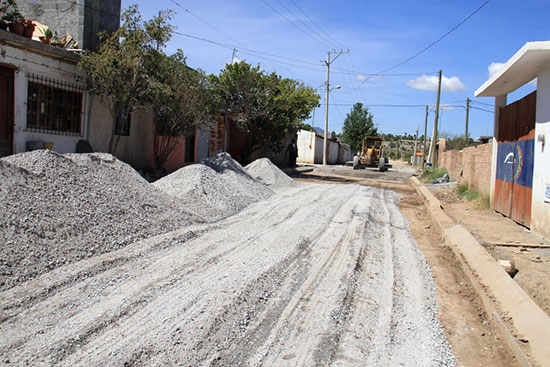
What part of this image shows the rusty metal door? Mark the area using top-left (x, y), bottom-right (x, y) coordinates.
top-left (0, 65), bottom-right (14, 158)
top-left (494, 91), bottom-right (536, 227)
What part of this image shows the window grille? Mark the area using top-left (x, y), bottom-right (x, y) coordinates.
top-left (26, 73), bottom-right (86, 136)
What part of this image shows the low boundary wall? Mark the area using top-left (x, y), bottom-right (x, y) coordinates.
top-left (438, 142), bottom-right (492, 194)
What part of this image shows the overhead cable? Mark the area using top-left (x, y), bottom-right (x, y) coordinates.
top-left (169, 0), bottom-right (246, 47)
top-left (351, 0), bottom-right (491, 91)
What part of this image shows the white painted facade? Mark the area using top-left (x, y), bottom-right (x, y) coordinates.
top-left (476, 41), bottom-right (550, 239)
top-left (1, 33), bottom-right (91, 154)
top-left (297, 129), bottom-right (347, 165)
top-left (532, 62), bottom-right (550, 237)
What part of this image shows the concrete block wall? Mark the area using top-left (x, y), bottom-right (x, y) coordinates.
top-left (19, 0), bottom-right (120, 50)
top-left (438, 142), bottom-right (492, 194)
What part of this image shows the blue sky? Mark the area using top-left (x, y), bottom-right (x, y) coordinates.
top-left (122, 0), bottom-right (549, 139)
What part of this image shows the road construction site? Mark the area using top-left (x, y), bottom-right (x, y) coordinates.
top-left (4, 151), bottom-right (550, 366)
top-left (0, 151), bottom-right (458, 366)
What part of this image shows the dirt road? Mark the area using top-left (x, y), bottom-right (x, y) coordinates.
top-left (0, 182), bottom-right (454, 366)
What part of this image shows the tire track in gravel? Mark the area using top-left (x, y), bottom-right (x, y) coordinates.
top-left (0, 183), bottom-right (454, 366)
top-left (0, 183), bottom-right (360, 366)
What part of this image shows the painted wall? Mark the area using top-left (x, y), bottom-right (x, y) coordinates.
top-left (0, 41), bottom-right (90, 154)
top-left (297, 130), bottom-right (347, 165)
top-left (88, 100), bottom-right (153, 171)
top-left (531, 62), bottom-right (550, 238)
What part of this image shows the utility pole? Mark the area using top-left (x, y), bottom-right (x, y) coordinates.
top-left (422, 105), bottom-right (429, 170)
top-left (429, 70), bottom-right (442, 167)
top-left (465, 97), bottom-right (470, 139)
top-left (413, 126), bottom-right (419, 167)
top-left (323, 50), bottom-right (348, 165)
top-left (231, 48), bottom-right (237, 64)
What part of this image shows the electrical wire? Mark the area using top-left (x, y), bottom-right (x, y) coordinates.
top-left (288, 0), bottom-right (347, 50)
top-left (169, 0), bottom-right (246, 47)
top-left (470, 106), bottom-right (494, 113)
top-left (272, 0), bottom-right (334, 49)
top-left (351, 0), bottom-right (491, 91)
top-left (261, 0), bottom-right (331, 49)
top-left (174, 31), bottom-right (434, 77)
top-left (470, 100), bottom-right (494, 107)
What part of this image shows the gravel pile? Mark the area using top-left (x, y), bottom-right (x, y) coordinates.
top-left (154, 153), bottom-right (274, 221)
top-left (245, 158), bottom-right (297, 191)
top-left (0, 150), bottom-right (198, 290)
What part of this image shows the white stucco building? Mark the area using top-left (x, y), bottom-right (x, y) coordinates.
top-left (475, 41), bottom-right (550, 239)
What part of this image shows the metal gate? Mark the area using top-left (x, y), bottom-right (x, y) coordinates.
top-left (0, 65), bottom-right (14, 158)
top-left (494, 91), bottom-right (536, 227)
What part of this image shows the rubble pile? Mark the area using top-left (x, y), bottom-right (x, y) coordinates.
top-left (154, 153), bottom-right (274, 221)
top-left (0, 150), bottom-right (198, 290)
top-left (245, 158), bottom-right (297, 191)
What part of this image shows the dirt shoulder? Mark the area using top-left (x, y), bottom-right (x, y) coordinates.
top-left (399, 192), bottom-right (519, 367)
top-left (429, 185), bottom-right (550, 318)
top-left (294, 167), bottom-right (519, 366)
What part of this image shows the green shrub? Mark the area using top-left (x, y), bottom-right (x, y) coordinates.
top-left (421, 167), bottom-right (448, 182)
top-left (455, 182), bottom-right (480, 201)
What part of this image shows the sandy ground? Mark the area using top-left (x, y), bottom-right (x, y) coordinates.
top-left (429, 185), bottom-right (550, 318)
top-left (0, 182), bottom-right (454, 366)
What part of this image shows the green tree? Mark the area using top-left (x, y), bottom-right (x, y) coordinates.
top-left (79, 5), bottom-right (152, 153)
top-left (149, 50), bottom-right (213, 169)
top-left (208, 61), bottom-right (319, 162)
top-left (341, 102), bottom-right (378, 153)
top-left (80, 6), bottom-right (213, 168)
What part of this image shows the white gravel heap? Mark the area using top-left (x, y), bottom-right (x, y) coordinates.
top-left (154, 152), bottom-right (274, 221)
top-left (245, 157), bottom-right (297, 191)
top-left (0, 150), bottom-right (198, 290)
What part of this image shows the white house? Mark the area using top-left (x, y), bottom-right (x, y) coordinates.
top-left (0, 29), bottom-right (91, 156)
top-left (475, 41), bottom-right (550, 239)
top-left (0, 29), bottom-right (210, 172)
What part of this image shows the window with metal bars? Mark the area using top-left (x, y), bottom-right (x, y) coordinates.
top-left (26, 79), bottom-right (83, 135)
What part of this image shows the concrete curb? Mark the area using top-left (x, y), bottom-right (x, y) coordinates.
top-left (410, 177), bottom-right (550, 367)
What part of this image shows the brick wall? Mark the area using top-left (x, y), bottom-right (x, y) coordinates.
top-left (438, 142), bottom-right (492, 194)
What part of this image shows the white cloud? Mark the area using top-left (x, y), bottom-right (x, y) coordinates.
top-left (406, 74), bottom-right (467, 92)
top-left (488, 62), bottom-right (505, 78)
top-left (428, 104), bottom-right (458, 111)
top-left (356, 74), bottom-right (367, 81)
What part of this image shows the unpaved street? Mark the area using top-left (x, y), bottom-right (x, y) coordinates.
top-left (0, 182), bottom-right (453, 366)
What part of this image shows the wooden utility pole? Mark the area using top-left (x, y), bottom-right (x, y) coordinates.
top-left (429, 70), bottom-right (442, 167)
top-left (413, 126), bottom-right (419, 167)
top-left (465, 97), bottom-right (470, 139)
top-left (323, 50), bottom-right (348, 165)
top-left (422, 105), bottom-right (429, 169)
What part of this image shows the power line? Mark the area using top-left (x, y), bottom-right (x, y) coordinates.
top-left (470, 106), bottom-right (494, 113)
top-left (169, 0), bottom-right (246, 47)
top-left (378, 0), bottom-right (491, 74)
top-left (261, 0), bottom-right (331, 49)
top-left (288, 0), bottom-right (347, 50)
top-left (351, 0), bottom-right (491, 91)
top-left (272, 0), bottom-right (334, 49)
top-left (319, 103), bottom-right (431, 108)
top-left (470, 100), bottom-right (494, 107)
top-left (174, 31), bottom-right (434, 77)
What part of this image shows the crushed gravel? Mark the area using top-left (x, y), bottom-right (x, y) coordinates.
top-left (0, 150), bottom-right (199, 291)
top-left (154, 153), bottom-right (274, 220)
top-left (245, 157), bottom-right (297, 191)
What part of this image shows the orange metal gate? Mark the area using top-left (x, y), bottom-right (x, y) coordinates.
top-left (494, 91), bottom-right (536, 227)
